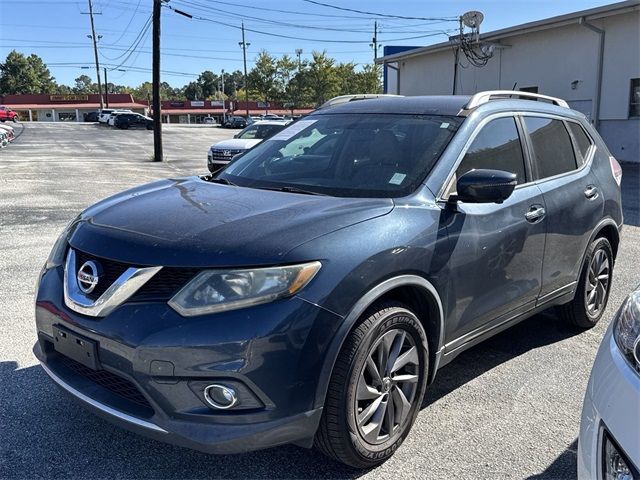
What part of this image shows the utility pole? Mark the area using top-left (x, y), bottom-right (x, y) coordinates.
top-left (295, 49), bottom-right (303, 115)
top-left (239, 22), bottom-right (250, 118)
top-left (452, 16), bottom-right (463, 95)
top-left (373, 21), bottom-right (378, 62)
top-left (84, 0), bottom-right (104, 110)
top-left (221, 69), bottom-right (226, 125)
top-left (152, 0), bottom-right (163, 162)
top-left (103, 67), bottom-right (109, 108)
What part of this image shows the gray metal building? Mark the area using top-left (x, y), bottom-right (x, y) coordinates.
top-left (378, 1), bottom-right (640, 162)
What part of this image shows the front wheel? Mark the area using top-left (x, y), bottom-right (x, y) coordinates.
top-left (315, 302), bottom-right (428, 468)
top-left (559, 236), bottom-right (613, 328)
top-left (12, 116), bottom-right (18, 123)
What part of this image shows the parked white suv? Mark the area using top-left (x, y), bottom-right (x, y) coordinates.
top-left (97, 109), bottom-right (115, 124)
top-left (207, 120), bottom-right (290, 173)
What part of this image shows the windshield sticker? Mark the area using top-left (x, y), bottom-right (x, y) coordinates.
top-left (440, 122), bottom-right (450, 129)
top-left (389, 173), bottom-right (407, 185)
top-left (269, 119), bottom-right (318, 141)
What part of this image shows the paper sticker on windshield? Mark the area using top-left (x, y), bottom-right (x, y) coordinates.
top-left (268, 119), bottom-right (317, 141)
top-left (440, 122), bottom-right (450, 129)
top-left (389, 173), bottom-right (406, 185)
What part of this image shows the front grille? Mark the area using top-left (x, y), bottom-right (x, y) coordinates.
top-left (60, 354), bottom-right (153, 412)
top-left (210, 148), bottom-right (242, 163)
top-left (73, 249), bottom-right (199, 302)
top-left (75, 250), bottom-right (128, 300)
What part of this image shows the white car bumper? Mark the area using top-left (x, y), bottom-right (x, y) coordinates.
top-left (578, 325), bottom-right (640, 479)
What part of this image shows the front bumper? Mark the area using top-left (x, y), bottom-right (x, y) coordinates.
top-left (35, 265), bottom-right (342, 454)
top-left (577, 326), bottom-right (640, 479)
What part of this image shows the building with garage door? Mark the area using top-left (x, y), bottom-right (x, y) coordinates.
top-left (377, 0), bottom-right (640, 162)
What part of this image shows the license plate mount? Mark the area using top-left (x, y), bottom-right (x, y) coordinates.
top-left (52, 325), bottom-right (100, 370)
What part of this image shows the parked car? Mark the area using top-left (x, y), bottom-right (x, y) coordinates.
top-left (0, 124), bottom-right (15, 142)
top-left (222, 116), bottom-right (247, 129)
top-left (203, 116), bottom-right (215, 125)
top-left (35, 91), bottom-right (623, 468)
top-left (114, 113), bottom-right (153, 130)
top-left (207, 119), bottom-right (290, 172)
top-left (97, 109), bottom-right (115, 124)
top-left (107, 110), bottom-right (133, 126)
top-left (259, 113), bottom-right (284, 120)
top-left (578, 286), bottom-right (639, 479)
top-left (84, 111), bottom-right (99, 122)
top-left (0, 105), bottom-right (18, 122)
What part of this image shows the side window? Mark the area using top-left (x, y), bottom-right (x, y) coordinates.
top-left (567, 122), bottom-right (593, 166)
top-left (524, 117), bottom-right (577, 179)
top-left (455, 117), bottom-right (526, 184)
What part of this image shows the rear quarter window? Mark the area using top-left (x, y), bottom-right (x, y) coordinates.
top-left (567, 122), bottom-right (593, 166)
top-left (523, 117), bottom-right (577, 179)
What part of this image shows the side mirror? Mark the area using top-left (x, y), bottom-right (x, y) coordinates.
top-left (453, 169), bottom-right (517, 203)
top-left (233, 134), bottom-right (240, 139)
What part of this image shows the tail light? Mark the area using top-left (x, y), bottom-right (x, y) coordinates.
top-left (609, 156), bottom-right (622, 186)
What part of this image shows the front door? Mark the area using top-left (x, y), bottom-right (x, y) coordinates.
top-left (440, 116), bottom-right (546, 349)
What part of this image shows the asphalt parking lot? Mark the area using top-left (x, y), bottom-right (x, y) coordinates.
top-left (1, 122), bottom-right (639, 479)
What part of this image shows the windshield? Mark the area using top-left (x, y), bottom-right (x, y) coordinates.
top-left (218, 113), bottom-right (462, 198)
top-left (237, 123), bottom-right (286, 140)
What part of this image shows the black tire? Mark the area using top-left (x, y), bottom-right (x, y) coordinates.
top-left (12, 116), bottom-right (18, 123)
top-left (559, 236), bottom-right (613, 328)
top-left (315, 302), bottom-right (428, 468)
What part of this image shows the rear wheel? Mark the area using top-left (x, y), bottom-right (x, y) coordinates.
top-left (315, 302), bottom-right (428, 468)
top-left (559, 236), bottom-right (613, 328)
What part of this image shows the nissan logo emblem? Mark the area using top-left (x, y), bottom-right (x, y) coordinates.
top-left (77, 260), bottom-right (101, 294)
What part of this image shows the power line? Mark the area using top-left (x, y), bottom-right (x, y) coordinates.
top-left (165, 4), bottom-right (453, 44)
top-left (300, 0), bottom-right (458, 22)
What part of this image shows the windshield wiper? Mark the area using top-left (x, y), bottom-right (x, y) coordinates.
top-left (205, 176), bottom-right (237, 186)
top-left (258, 185), bottom-right (328, 196)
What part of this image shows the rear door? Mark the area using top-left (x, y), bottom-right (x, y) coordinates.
top-left (441, 115), bottom-right (547, 348)
top-left (521, 115), bottom-right (603, 302)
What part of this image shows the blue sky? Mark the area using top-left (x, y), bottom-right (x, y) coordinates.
top-left (0, 0), bottom-right (615, 88)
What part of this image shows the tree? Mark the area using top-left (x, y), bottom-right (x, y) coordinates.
top-left (353, 64), bottom-right (382, 94)
top-left (247, 51), bottom-right (279, 106)
top-left (74, 74), bottom-right (96, 93)
top-left (0, 50), bottom-right (57, 95)
top-left (303, 51), bottom-right (339, 106)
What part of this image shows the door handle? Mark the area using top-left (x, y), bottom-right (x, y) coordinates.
top-left (584, 185), bottom-right (599, 200)
top-left (525, 205), bottom-right (546, 222)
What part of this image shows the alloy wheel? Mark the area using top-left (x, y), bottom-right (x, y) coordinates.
top-left (355, 328), bottom-right (420, 445)
top-left (585, 248), bottom-right (610, 316)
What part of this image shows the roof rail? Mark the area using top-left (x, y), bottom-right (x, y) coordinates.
top-left (318, 94), bottom-right (403, 109)
top-left (464, 90), bottom-right (569, 110)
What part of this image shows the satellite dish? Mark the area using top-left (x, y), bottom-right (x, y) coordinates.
top-left (461, 11), bottom-right (484, 29)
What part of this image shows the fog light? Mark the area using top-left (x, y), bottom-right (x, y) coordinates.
top-left (603, 432), bottom-right (637, 480)
top-left (204, 384), bottom-right (238, 409)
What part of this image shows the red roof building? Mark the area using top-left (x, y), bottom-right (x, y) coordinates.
top-left (0, 93), bottom-right (148, 121)
top-left (1, 94), bottom-right (314, 123)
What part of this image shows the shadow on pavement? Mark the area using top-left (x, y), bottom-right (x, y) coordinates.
top-left (526, 439), bottom-right (578, 480)
top-left (423, 310), bottom-right (581, 410)
top-left (2, 311), bottom-right (581, 479)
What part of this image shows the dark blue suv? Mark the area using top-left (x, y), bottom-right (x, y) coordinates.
top-left (34, 92), bottom-right (623, 468)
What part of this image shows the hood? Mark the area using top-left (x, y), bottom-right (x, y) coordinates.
top-left (210, 138), bottom-right (262, 151)
top-left (71, 177), bottom-right (394, 267)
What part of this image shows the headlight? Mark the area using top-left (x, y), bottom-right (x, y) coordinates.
top-left (168, 261), bottom-right (321, 316)
top-left (44, 217), bottom-right (79, 270)
top-left (613, 289), bottom-right (640, 373)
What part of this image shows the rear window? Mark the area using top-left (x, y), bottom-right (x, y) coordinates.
top-left (523, 117), bottom-right (577, 179)
top-left (567, 122), bottom-right (593, 166)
